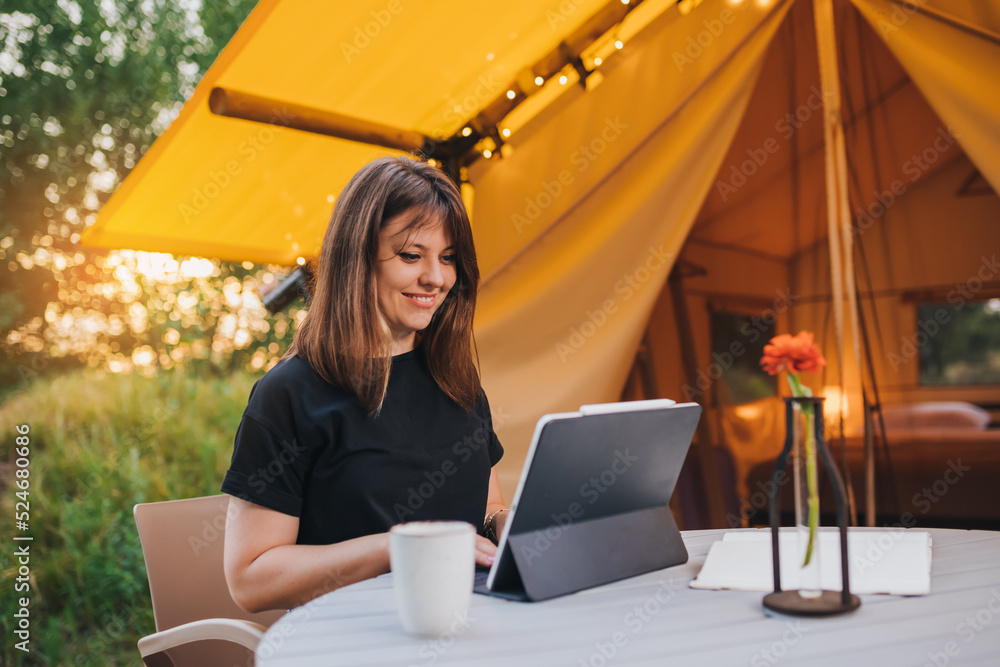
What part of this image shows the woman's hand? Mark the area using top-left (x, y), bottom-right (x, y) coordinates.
top-left (475, 534), bottom-right (498, 567)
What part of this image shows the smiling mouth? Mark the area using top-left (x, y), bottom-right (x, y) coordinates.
top-left (403, 293), bottom-right (436, 306)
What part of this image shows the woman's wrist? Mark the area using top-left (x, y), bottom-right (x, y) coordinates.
top-left (483, 507), bottom-right (509, 544)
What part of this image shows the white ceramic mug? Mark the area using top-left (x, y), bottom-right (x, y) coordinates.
top-left (389, 521), bottom-right (476, 636)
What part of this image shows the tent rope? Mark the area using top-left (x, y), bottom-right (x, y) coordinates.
top-left (880, 0), bottom-right (1000, 46)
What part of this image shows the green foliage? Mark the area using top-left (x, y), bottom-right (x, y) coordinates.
top-left (0, 0), bottom-right (268, 397)
top-left (918, 300), bottom-right (1000, 385)
top-left (0, 5), bottom-right (311, 660)
top-left (708, 310), bottom-right (777, 405)
top-left (0, 366), bottom-right (260, 665)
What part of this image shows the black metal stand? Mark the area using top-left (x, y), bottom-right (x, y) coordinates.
top-left (763, 397), bottom-right (861, 616)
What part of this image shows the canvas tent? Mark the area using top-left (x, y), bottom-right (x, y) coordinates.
top-left (82, 0), bottom-right (1000, 525)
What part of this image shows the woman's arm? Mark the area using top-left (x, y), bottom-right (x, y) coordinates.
top-left (224, 497), bottom-right (391, 613)
top-left (483, 467), bottom-right (510, 545)
top-left (485, 466), bottom-right (505, 515)
top-left (225, 496), bottom-right (501, 612)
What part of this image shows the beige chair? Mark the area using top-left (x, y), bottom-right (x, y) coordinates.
top-left (133, 494), bottom-right (285, 667)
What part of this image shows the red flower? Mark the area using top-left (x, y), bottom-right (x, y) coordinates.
top-left (760, 331), bottom-right (826, 376)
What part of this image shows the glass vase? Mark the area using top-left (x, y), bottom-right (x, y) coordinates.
top-left (790, 398), bottom-right (822, 599)
top-left (765, 394), bottom-right (859, 616)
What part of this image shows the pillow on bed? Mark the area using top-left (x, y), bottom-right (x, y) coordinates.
top-left (881, 402), bottom-right (990, 431)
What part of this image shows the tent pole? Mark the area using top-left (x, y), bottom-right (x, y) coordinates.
top-left (635, 333), bottom-right (659, 406)
top-left (863, 391), bottom-right (875, 526)
top-left (669, 267), bottom-right (726, 529)
top-left (815, 0), bottom-right (871, 524)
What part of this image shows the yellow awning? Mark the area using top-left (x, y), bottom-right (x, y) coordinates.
top-left (81, 0), bottom-right (617, 265)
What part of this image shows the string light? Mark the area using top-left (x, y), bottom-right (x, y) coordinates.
top-left (466, 0), bottom-right (642, 165)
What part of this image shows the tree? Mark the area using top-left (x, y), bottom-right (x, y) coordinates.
top-left (0, 0), bottom-right (302, 402)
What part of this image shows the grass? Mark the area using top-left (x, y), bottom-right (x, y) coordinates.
top-left (0, 366), bottom-right (260, 666)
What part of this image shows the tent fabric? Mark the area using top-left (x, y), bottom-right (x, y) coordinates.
top-left (471, 0), bottom-right (795, 479)
top-left (81, 0), bottom-right (615, 265)
top-left (850, 0), bottom-right (1000, 194)
top-left (80, 0), bottom-right (1000, 504)
top-left (684, 0), bottom-right (968, 261)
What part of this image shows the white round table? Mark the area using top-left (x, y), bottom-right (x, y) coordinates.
top-left (256, 528), bottom-right (1000, 666)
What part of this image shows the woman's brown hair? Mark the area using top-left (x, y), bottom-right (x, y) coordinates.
top-left (284, 156), bottom-right (481, 414)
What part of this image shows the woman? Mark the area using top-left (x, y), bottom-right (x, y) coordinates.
top-left (222, 156), bottom-right (508, 613)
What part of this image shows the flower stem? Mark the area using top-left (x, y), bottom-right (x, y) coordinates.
top-left (801, 402), bottom-right (820, 566)
top-left (787, 374), bottom-right (819, 567)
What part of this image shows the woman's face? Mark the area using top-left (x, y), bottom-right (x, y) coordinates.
top-left (375, 211), bottom-right (457, 355)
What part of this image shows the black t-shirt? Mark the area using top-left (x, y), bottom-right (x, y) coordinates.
top-left (221, 346), bottom-right (503, 545)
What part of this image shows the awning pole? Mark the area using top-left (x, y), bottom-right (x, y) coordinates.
top-left (209, 87), bottom-right (434, 154)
